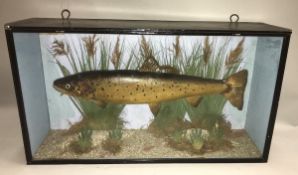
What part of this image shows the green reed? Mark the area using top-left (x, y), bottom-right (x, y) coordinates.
top-left (50, 35), bottom-right (137, 130)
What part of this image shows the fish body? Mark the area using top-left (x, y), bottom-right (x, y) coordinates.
top-left (54, 70), bottom-right (248, 111)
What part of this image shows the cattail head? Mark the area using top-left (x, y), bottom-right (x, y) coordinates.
top-left (173, 36), bottom-right (181, 58)
top-left (82, 34), bottom-right (98, 58)
top-left (140, 35), bottom-right (153, 59)
top-left (225, 38), bottom-right (245, 66)
top-left (203, 36), bottom-right (212, 64)
top-left (51, 39), bottom-right (68, 57)
top-left (111, 36), bottom-right (122, 69)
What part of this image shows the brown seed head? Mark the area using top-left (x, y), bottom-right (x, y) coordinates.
top-left (140, 35), bottom-right (154, 59)
top-left (225, 38), bottom-right (245, 66)
top-left (203, 36), bottom-right (212, 64)
top-left (51, 39), bottom-right (68, 57)
top-left (82, 34), bottom-right (99, 58)
top-left (111, 36), bottom-right (122, 69)
top-left (173, 36), bottom-right (181, 58)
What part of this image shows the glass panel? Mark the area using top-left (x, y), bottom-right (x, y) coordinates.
top-left (13, 33), bottom-right (283, 160)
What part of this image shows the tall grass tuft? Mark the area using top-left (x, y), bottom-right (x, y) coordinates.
top-left (50, 35), bottom-right (134, 131)
top-left (145, 36), bottom-right (245, 140)
top-left (50, 34), bottom-right (246, 141)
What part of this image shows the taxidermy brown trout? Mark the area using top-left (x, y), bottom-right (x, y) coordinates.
top-left (53, 70), bottom-right (248, 114)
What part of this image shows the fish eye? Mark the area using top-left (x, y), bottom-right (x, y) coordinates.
top-left (65, 83), bottom-right (71, 89)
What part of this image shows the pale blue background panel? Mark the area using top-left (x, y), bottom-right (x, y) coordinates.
top-left (245, 37), bottom-right (283, 154)
top-left (13, 33), bottom-right (50, 155)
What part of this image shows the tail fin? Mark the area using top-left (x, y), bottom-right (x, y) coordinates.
top-left (223, 70), bottom-right (248, 110)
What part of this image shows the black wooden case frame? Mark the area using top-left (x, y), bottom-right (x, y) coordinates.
top-left (4, 18), bottom-right (291, 164)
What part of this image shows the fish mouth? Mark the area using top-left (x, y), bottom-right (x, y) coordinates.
top-left (53, 80), bottom-right (69, 96)
top-left (53, 85), bottom-right (67, 95)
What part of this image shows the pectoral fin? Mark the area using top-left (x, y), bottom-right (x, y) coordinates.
top-left (186, 96), bottom-right (202, 107)
top-left (149, 103), bottom-right (161, 116)
top-left (93, 100), bottom-right (107, 108)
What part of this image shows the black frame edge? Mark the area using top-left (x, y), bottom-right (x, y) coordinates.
top-left (4, 22), bottom-right (292, 164)
top-left (5, 28), bottom-right (34, 164)
top-left (261, 33), bottom-right (291, 161)
top-left (28, 157), bottom-right (266, 165)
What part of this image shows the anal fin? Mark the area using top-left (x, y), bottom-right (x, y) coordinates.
top-left (149, 103), bottom-right (161, 116)
top-left (186, 96), bottom-right (202, 107)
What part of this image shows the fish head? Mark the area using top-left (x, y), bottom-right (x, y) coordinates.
top-left (53, 75), bottom-right (85, 97)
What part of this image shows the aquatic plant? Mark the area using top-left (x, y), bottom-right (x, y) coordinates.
top-left (209, 123), bottom-right (224, 142)
top-left (50, 34), bottom-right (246, 154)
top-left (186, 37), bottom-right (245, 135)
top-left (170, 130), bottom-right (185, 143)
top-left (189, 129), bottom-right (205, 153)
top-left (50, 35), bottom-right (132, 131)
top-left (69, 128), bottom-right (93, 154)
top-left (167, 129), bottom-right (191, 151)
top-left (108, 127), bottom-right (123, 140)
top-left (102, 127), bottom-right (123, 154)
top-left (139, 36), bottom-right (245, 152)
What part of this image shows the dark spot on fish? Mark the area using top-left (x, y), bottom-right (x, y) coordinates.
top-left (130, 92), bottom-right (133, 95)
top-left (192, 89), bottom-right (195, 91)
top-left (163, 88), bottom-right (165, 92)
top-left (116, 89), bottom-right (119, 91)
top-left (144, 94), bottom-right (146, 97)
top-left (122, 95), bottom-right (125, 98)
top-left (101, 87), bottom-right (105, 91)
top-left (179, 88), bottom-right (182, 91)
top-left (156, 95), bottom-right (158, 98)
top-left (136, 87), bottom-right (139, 91)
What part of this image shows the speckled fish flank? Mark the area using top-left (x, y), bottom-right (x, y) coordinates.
top-left (53, 70), bottom-right (248, 111)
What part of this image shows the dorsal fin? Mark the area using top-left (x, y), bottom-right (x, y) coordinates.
top-left (139, 57), bottom-right (180, 74)
top-left (139, 56), bottom-right (160, 72)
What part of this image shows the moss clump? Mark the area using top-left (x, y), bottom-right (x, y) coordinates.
top-left (102, 128), bottom-right (123, 154)
top-left (69, 128), bottom-right (93, 154)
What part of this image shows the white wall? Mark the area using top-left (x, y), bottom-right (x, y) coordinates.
top-left (1, 1), bottom-right (297, 126)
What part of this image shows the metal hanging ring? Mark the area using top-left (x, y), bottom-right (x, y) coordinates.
top-left (61, 9), bottom-right (71, 20)
top-left (229, 14), bottom-right (240, 23)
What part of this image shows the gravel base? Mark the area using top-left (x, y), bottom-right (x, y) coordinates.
top-left (33, 129), bottom-right (261, 160)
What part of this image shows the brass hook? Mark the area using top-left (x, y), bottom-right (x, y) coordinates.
top-left (61, 9), bottom-right (71, 20)
top-left (230, 14), bottom-right (240, 23)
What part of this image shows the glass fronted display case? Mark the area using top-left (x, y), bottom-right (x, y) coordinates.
top-left (5, 18), bottom-right (291, 164)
